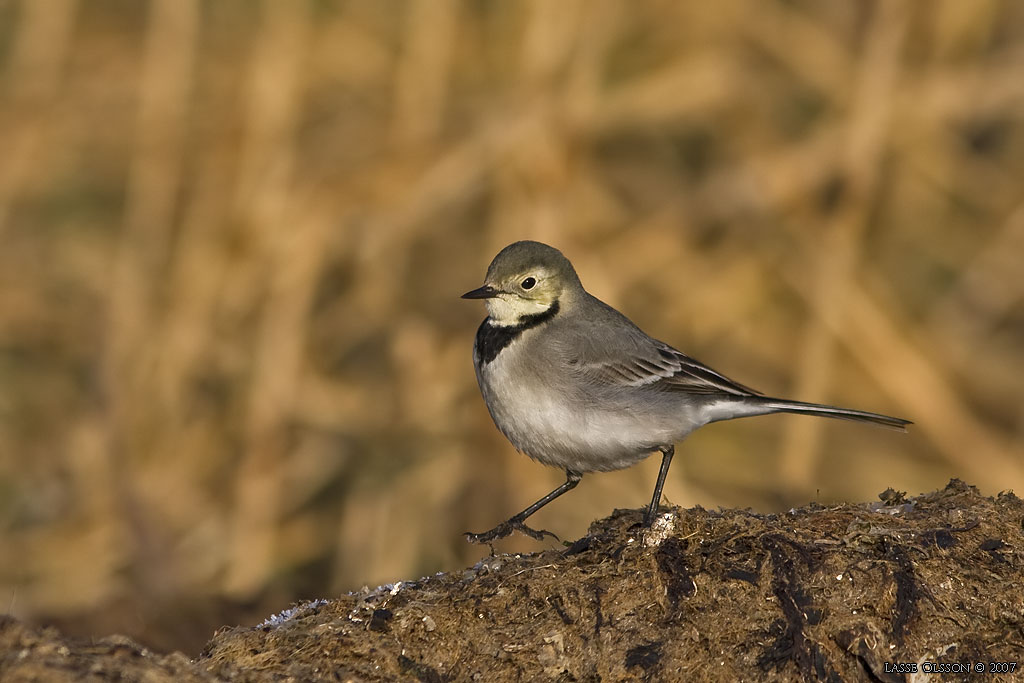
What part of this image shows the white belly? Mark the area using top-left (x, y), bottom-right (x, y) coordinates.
top-left (476, 345), bottom-right (683, 472)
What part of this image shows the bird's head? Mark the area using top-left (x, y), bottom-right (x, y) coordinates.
top-left (461, 240), bottom-right (581, 325)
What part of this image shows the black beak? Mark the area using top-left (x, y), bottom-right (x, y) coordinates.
top-left (461, 285), bottom-right (499, 299)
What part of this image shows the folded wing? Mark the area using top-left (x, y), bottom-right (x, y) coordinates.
top-left (572, 338), bottom-right (761, 397)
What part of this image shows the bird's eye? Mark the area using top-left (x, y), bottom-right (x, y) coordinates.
top-left (521, 277), bottom-right (536, 290)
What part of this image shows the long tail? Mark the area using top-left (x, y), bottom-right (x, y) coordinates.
top-left (713, 396), bottom-right (912, 431)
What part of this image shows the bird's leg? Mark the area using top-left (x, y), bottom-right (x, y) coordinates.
top-left (466, 470), bottom-right (582, 544)
top-left (643, 446), bottom-right (675, 526)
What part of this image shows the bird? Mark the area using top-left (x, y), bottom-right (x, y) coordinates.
top-left (462, 240), bottom-right (911, 544)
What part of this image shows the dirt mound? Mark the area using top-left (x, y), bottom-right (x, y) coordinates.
top-left (4, 480), bottom-right (1023, 681)
top-left (0, 616), bottom-right (214, 682)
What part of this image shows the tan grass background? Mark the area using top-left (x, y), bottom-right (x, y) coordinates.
top-left (1, 0), bottom-right (1022, 653)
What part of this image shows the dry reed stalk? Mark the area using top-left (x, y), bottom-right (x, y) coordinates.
top-left (779, 0), bottom-right (910, 496)
top-left (222, 1), bottom-right (313, 599)
top-left (0, 0), bottom-right (78, 233)
top-left (391, 0), bottom-right (457, 147)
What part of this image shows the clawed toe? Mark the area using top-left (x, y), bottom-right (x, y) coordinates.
top-left (517, 521), bottom-right (559, 541)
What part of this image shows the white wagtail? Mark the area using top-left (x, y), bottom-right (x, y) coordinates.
top-left (462, 240), bottom-right (910, 543)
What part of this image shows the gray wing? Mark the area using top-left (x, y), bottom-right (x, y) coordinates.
top-left (572, 338), bottom-right (761, 396)
top-left (561, 296), bottom-right (761, 397)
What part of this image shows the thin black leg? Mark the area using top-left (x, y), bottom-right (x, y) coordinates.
top-left (466, 470), bottom-right (582, 544)
top-left (644, 445), bottom-right (675, 526)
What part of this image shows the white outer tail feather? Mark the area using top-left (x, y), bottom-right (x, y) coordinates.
top-left (706, 397), bottom-right (911, 430)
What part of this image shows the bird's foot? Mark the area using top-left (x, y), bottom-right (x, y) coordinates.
top-left (465, 517), bottom-right (559, 544)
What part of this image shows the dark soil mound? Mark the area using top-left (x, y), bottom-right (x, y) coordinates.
top-left (4, 480), bottom-right (1023, 681)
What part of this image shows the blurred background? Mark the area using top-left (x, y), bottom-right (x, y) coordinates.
top-left (1, 0), bottom-right (1023, 655)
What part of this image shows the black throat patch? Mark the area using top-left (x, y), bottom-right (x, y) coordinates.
top-left (475, 300), bottom-right (560, 365)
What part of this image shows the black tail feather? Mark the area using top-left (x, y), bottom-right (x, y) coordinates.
top-left (756, 397), bottom-right (911, 431)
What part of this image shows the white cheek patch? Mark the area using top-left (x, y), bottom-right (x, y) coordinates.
top-left (485, 295), bottom-right (551, 325)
